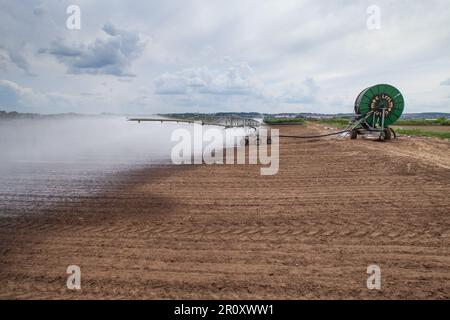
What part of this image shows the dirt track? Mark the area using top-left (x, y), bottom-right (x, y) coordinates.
top-left (0, 124), bottom-right (449, 299)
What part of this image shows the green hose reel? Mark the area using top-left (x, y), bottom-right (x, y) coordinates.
top-left (354, 84), bottom-right (404, 127)
top-left (351, 84), bottom-right (404, 140)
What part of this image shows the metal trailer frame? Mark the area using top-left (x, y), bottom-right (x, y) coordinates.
top-left (350, 108), bottom-right (397, 141)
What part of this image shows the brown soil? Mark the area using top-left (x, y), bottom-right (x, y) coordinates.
top-left (0, 124), bottom-right (449, 299)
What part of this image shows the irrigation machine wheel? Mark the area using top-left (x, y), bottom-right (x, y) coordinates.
top-left (384, 128), bottom-right (392, 140)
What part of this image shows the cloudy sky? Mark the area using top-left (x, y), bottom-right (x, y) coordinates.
top-left (0, 0), bottom-right (449, 114)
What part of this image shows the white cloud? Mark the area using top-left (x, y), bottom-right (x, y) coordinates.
top-left (441, 78), bottom-right (450, 86)
top-left (0, 50), bottom-right (7, 70)
top-left (42, 23), bottom-right (146, 77)
top-left (0, 79), bottom-right (78, 112)
top-left (0, 47), bottom-right (35, 76)
top-left (281, 78), bottom-right (319, 104)
top-left (8, 49), bottom-right (35, 76)
top-left (0, 80), bottom-right (40, 110)
top-left (153, 61), bottom-right (325, 112)
top-left (152, 60), bottom-right (271, 111)
top-left (154, 62), bottom-right (261, 96)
